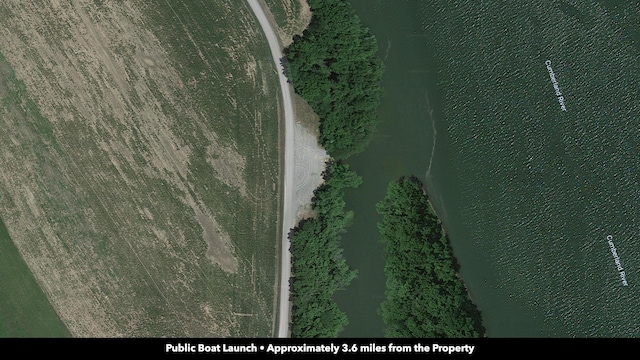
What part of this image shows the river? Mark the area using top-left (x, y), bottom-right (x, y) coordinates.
top-left (335, 0), bottom-right (640, 337)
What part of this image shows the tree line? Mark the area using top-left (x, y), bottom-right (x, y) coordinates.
top-left (289, 160), bottom-right (360, 337)
top-left (283, 0), bottom-right (384, 160)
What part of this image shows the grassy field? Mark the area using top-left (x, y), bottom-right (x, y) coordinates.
top-left (263, 0), bottom-right (310, 46)
top-left (0, 216), bottom-right (70, 337)
top-left (0, 0), bottom-right (289, 337)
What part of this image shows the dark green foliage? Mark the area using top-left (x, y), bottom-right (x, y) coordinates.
top-left (289, 160), bottom-right (361, 337)
top-left (376, 176), bottom-right (484, 338)
top-left (283, 0), bottom-right (384, 159)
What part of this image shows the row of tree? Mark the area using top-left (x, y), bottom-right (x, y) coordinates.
top-left (283, 0), bottom-right (384, 159)
top-left (376, 176), bottom-right (485, 337)
top-left (289, 161), bottom-right (361, 337)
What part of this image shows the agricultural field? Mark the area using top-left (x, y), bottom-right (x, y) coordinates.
top-left (0, 0), bottom-right (300, 337)
top-left (263, 0), bottom-right (311, 47)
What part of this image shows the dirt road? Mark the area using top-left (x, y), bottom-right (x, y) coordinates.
top-left (247, 0), bottom-right (295, 338)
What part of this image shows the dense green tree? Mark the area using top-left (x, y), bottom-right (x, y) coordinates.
top-left (289, 160), bottom-right (361, 337)
top-left (283, 0), bottom-right (384, 159)
top-left (377, 176), bottom-right (485, 338)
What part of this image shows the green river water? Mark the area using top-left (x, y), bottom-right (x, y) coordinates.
top-left (335, 0), bottom-right (640, 337)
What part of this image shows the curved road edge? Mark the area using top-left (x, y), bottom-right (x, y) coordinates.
top-left (246, 0), bottom-right (295, 338)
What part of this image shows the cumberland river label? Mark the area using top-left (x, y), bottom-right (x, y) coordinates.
top-left (607, 235), bottom-right (628, 286)
top-left (545, 60), bottom-right (567, 111)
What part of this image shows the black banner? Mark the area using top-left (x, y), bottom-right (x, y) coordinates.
top-left (0, 337), bottom-right (631, 357)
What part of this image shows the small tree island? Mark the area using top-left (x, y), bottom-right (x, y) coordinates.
top-left (376, 176), bottom-right (485, 337)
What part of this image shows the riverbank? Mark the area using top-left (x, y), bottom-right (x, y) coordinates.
top-left (280, 0), bottom-right (385, 337)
